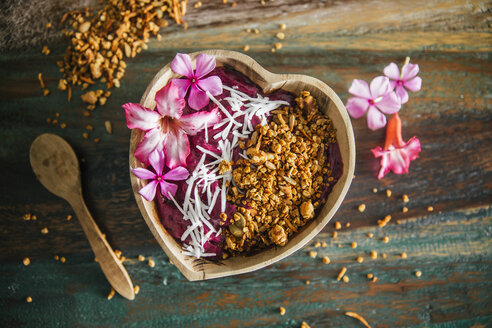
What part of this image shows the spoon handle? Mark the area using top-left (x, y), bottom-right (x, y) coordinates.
top-left (69, 193), bottom-right (135, 300)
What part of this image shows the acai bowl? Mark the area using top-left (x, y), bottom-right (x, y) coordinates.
top-left (127, 50), bottom-right (355, 281)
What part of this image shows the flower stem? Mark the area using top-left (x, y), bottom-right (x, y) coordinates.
top-left (400, 57), bottom-right (410, 79)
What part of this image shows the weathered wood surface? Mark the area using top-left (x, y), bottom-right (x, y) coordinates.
top-left (0, 0), bottom-right (491, 326)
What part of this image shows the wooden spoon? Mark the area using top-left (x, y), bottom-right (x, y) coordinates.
top-left (30, 133), bottom-right (135, 300)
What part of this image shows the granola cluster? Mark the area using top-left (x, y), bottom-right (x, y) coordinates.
top-left (222, 91), bottom-right (338, 256)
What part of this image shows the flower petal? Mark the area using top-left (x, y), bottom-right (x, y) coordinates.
top-left (155, 81), bottom-right (186, 119)
top-left (389, 80), bottom-right (397, 90)
top-left (401, 63), bottom-right (419, 80)
top-left (138, 180), bottom-right (158, 201)
top-left (366, 106), bottom-right (387, 130)
top-left (195, 54), bottom-right (216, 79)
top-left (395, 85), bottom-right (409, 104)
top-left (188, 84), bottom-right (211, 110)
top-left (376, 91), bottom-right (401, 114)
top-left (148, 149), bottom-right (165, 176)
top-left (383, 63), bottom-right (400, 80)
top-left (180, 107), bottom-right (221, 135)
top-left (162, 130), bottom-right (190, 169)
top-left (348, 79), bottom-right (371, 99)
top-left (197, 76), bottom-right (223, 96)
top-left (401, 136), bottom-right (421, 161)
top-left (159, 181), bottom-right (178, 200)
top-left (372, 136), bottom-right (421, 179)
top-left (134, 128), bottom-right (164, 165)
top-left (171, 78), bottom-right (191, 98)
top-left (370, 76), bottom-right (391, 99)
top-left (171, 53), bottom-right (194, 78)
top-left (345, 97), bottom-right (369, 119)
top-left (131, 167), bottom-right (156, 180)
top-left (404, 76), bottom-right (422, 92)
top-left (123, 103), bottom-right (161, 131)
top-left (163, 166), bottom-right (189, 181)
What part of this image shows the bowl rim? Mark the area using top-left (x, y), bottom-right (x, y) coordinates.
top-left (129, 49), bottom-right (355, 281)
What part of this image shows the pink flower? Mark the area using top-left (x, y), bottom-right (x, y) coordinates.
top-left (345, 76), bottom-right (401, 130)
top-left (132, 149), bottom-right (189, 201)
top-left (171, 53), bottom-right (223, 110)
top-left (123, 80), bottom-right (221, 168)
top-left (384, 58), bottom-right (422, 104)
top-left (371, 113), bottom-right (421, 179)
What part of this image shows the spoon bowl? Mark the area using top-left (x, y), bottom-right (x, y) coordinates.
top-left (30, 133), bottom-right (135, 300)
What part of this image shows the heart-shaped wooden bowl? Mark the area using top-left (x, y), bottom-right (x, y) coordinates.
top-left (129, 50), bottom-right (355, 281)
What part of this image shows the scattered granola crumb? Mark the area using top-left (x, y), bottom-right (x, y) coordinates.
top-left (402, 194), bottom-right (409, 203)
top-left (60, 256), bottom-right (66, 263)
top-left (279, 306), bottom-right (286, 315)
top-left (38, 73), bottom-right (46, 89)
top-left (107, 288), bottom-right (115, 300)
top-left (322, 256), bottom-right (330, 264)
top-left (345, 311), bottom-right (372, 328)
top-left (41, 45), bottom-right (50, 55)
top-left (367, 233), bottom-right (374, 238)
top-left (321, 242), bottom-right (327, 247)
top-left (335, 221), bottom-right (342, 230)
top-left (427, 206), bottom-right (434, 212)
top-left (114, 250), bottom-right (122, 259)
top-left (332, 231), bottom-right (338, 238)
top-left (274, 42), bottom-right (282, 50)
top-left (381, 253), bottom-right (387, 258)
top-left (41, 227), bottom-right (49, 234)
top-left (356, 256), bottom-right (364, 263)
top-left (337, 244), bottom-right (342, 248)
top-left (372, 188), bottom-right (377, 193)
top-left (345, 222), bottom-right (351, 228)
top-left (23, 257), bottom-right (30, 266)
top-left (134, 285), bottom-right (140, 295)
top-left (243, 45), bottom-right (250, 52)
top-left (105, 121), bottom-right (113, 134)
top-left (358, 204), bottom-right (366, 212)
top-left (305, 280), bottom-right (310, 285)
top-left (119, 256), bottom-right (126, 263)
top-left (23, 213), bottom-right (32, 221)
top-left (401, 252), bottom-right (407, 259)
top-left (60, 123), bottom-right (67, 129)
top-left (336, 267), bottom-right (347, 281)
top-left (148, 258), bottom-right (155, 268)
top-left (46, 22), bottom-right (52, 29)
top-left (366, 273), bottom-right (373, 279)
top-left (378, 215), bottom-right (392, 228)
top-left (43, 89), bottom-right (50, 96)
top-left (32, 215), bottom-right (37, 221)
top-left (301, 322), bottom-right (311, 328)
top-left (194, 1), bottom-right (202, 8)
top-left (402, 207), bottom-right (408, 213)
top-left (382, 236), bottom-right (390, 243)
top-left (351, 242), bottom-right (357, 249)
top-left (94, 138), bottom-right (100, 144)
top-left (138, 255), bottom-right (145, 262)
top-left (280, 23), bottom-right (287, 30)
top-left (342, 275), bottom-right (349, 283)
top-left (276, 32), bottom-right (285, 40)
top-left (82, 132), bottom-right (89, 139)
top-left (370, 251), bottom-right (378, 259)
top-left (94, 257), bottom-right (98, 262)
top-left (309, 251), bottom-right (317, 258)
top-left (396, 219), bottom-right (402, 224)
top-left (253, 28), bottom-right (259, 34)
top-left (386, 189), bottom-right (392, 198)
top-left (314, 241), bottom-right (321, 248)
top-left (372, 276), bottom-right (378, 282)
top-left (52, 119), bottom-right (58, 125)
top-left (66, 215), bottom-right (72, 221)
top-left (86, 124), bottom-right (94, 131)
top-left (54, 255), bottom-right (59, 260)
top-left (26, 296), bottom-right (33, 303)
top-left (415, 270), bottom-right (422, 277)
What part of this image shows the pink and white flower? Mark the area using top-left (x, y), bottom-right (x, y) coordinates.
top-left (132, 149), bottom-right (189, 201)
top-left (384, 58), bottom-right (422, 104)
top-left (345, 76), bottom-right (401, 130)
top-left (171, 53), bottom-right (223, 110)
top-left (371, 113), bottom-right (421, 179)
top-left (123, 80), bottom-right (221, 168)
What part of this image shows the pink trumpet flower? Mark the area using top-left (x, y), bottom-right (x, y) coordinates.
top-left (345, 76), bottom-right (401, 130)
top-left (171, 53), bottom-right (223, 110)
top-left (132, 149), bottom-right (189, 201)
top-left (384, 57), bottom-right (422, 104)
top-left (123, 80), bottom-right (221, 168)
top-left (371, 113), bottom-right (421, 179)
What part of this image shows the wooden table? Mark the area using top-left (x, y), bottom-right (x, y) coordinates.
top-left (1, 0), bottom-right (491, 326)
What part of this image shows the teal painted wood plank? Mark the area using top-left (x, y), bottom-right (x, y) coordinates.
top-left (1, 207), bottom-right (491, 327)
